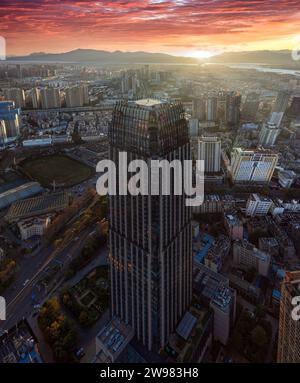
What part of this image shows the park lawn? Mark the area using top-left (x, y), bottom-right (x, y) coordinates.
top-left (21, 154), bottom-right (93, 187)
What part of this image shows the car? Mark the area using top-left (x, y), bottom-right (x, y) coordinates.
top-left (33, 304), bottom-right (41, 310)
top-left (23, 279), bottom-right (30, 287)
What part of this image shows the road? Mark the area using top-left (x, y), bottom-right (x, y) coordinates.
top-left (0, 225), bottom-right (97, 331)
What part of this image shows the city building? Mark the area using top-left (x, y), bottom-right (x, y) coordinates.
top-left (193, 264), bottom-right (236, 345)
top-left (17, 215), bottom-right (51, 240)
top-left (233, 239), bottom-right (271, 277)
top-left (230, 148), bottom-right (278, 183)
top-left (259, 122), bottom-right (280, 147)
top-left (3, 87), bottom-right (25, 108)
top-left (269, 91), bottom-right (290, 128)
top-left (65, 85), bottom-right (89, 108)
top-left (224, 212), bottom-right (244, 240)
top-left (277, 271), bottom-right (300, 363)
top-left (287, 96), bottom-right (300, 119)
top-left (0, 319), bottom-right (43, 363)
top-left (225, 92), bottom-right (241, 125)
top-left (109, 99), bottom-right (192, 352)
top-left (241, 92), bottom-right (260, 121)
top-left (246, 193), bottom-right (273, 216)
top-left (198, 136), bottom-right (221, 173)
top-left (278, 170), bottom-right (297, 189)
top-left (40, 87), bottom-right (61, 109)
top-left (30, 88), bottom-right (41, 109)
top-left (5, 191), bottom-right (69, 222)
top-left (204, 235), bottom-right (231, 272)
top-left (0, 119), bottom-right (7, 146)
top-left (0, 182), bottom-right (43, 211)
top-left (0, 101), bottom-right (21, 140)
top-left (258, 237), bottom-right (279, 258)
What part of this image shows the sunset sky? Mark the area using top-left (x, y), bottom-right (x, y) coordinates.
top-left (1, 0), bottom-right (300, 57)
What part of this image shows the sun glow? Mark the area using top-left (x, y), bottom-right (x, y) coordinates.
top-left (187, 50), bottom-right (216, 59)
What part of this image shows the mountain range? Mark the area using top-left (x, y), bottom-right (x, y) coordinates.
top-left (6, 49), bottom-right (300, 67)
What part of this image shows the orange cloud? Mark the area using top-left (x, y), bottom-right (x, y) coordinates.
top-left (0, 0), bottom-right (299, 55)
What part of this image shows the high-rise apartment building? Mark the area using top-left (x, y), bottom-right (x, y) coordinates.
top-left (198, 136), bottom-right (221, 173)
top-left (30, 88), bottom-right (41, 109)
top-left (40, 87), bottom-right (61, 109)
top-left (65, 85), bottom-right (89, 107)
top-left (259, 121), bottom-right (280, 147)
top-left (269, 91), bottom-right (290, 128)
top-left (225, 92), bottom-right (241, 126)
top-left (3, 88), bottom-right (25, 108)
top-left (206, 96), bottom-right (218, 122)
top-left (0, 101), bottom-right (21, 140)
top-left (109, 99), bottom-right (192, 352)
top-left (242, 92), bottom-right (260, 121)
top-left (277, 271), bottom-right (300, 363)
top-left (230, 148), bottom-right (278, 183)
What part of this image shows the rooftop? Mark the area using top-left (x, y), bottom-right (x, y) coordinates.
top-left (134, 98), bottom-right (164, 107)
top-left (0, 319), bottom-right (42, 363)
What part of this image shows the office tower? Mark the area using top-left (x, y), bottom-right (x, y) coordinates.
top-left (0, 101), bottom-right (20, 139)
top-left (40, 87), bottom-right (61, 109)
top-left (109, 99), bottom-right (192, 352)
top-left (233, 240), bottom-right (270, 277)
top-left (206, 96), bottom-right (218, 121)
top-left (30, 88), bottom-right (41, 109)
top-left (246, 193), bottom-right (273, 217)
top-left (225, 92), bottom-right (241, 125)
top-left (287, 96), bottom-right (300, 119)
top-left (269, 91), bottom-right (290, 127)
top-left (230, 148), bottom-right (278, 183)
top-left (3, 88), bottom-right (25, 108)
top-left (217, 92), bottom-right (227, 122)
top-left (198, 136), bottom-right (221, 173)
top-left (242, 92), bottom-right (260, 121)
top-left (277, 271), bottom-right (300, 363)
top-left (0, 119), bottom-right (7, 146)
top-left (259, 121), bottom-right (280, 146)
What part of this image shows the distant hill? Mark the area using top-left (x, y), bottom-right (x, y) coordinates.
top-left (207, 50), bottom-right (298, 66)
top-left (6, 49), bottom-right (198, 64)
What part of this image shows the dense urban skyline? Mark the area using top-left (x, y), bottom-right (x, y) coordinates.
top-left (1, 0), bottom-right (300, 57)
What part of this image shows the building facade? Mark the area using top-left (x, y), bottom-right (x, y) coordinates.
top-left (109, 99), bottom-right (192, 352)
top-left (277, 271), bottom-right (300, 363)
top-left (230, 148), bottom-right (278, 183)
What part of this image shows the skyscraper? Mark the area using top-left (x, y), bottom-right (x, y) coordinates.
top-left (277, 271), bottom-right (300, 363)
top-left (109, 99), bottom-right (192, 352)
top-left (258, 121), bottom-right (280, 147)
top-left (198, 136), bottom-right (221, 173)
top-left (269, 91), bottom-right (290, 128)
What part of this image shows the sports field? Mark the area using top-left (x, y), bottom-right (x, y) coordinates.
top-left (21, 154), bottom-right (93, 187)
